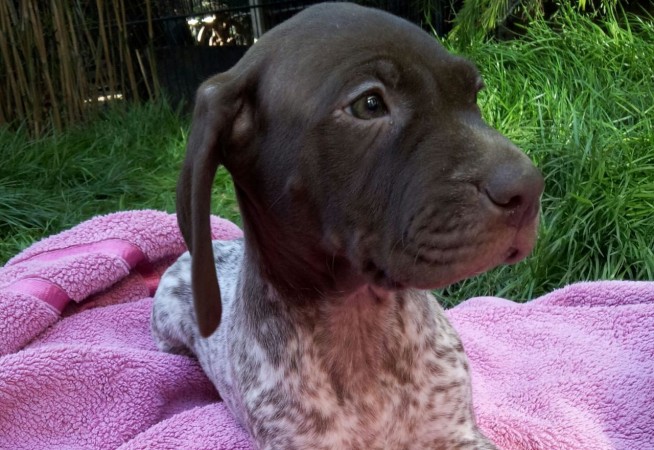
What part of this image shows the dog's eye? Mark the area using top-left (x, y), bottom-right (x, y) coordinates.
top-left (349, 94), bottom-right (388, 119)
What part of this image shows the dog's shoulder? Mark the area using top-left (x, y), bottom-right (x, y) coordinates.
top-left (155, 238), bottom-right (244, 305)
top-left (211, 238), bottom-right (244, 302)
top-left (211, 238), bottom-right (244, 272)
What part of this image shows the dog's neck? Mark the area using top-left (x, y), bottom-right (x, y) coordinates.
top-left (237, 237), bottom-right (425, 400)
top-left (240, 219), bottom-right (363, 303)
top-left (232, 184), bottom-right (441, 400)
top-left (235, 190), bottom-right (365, 303)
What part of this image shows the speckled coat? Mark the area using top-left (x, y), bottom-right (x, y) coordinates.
top-left (153, 240), bottom-right (495, 449)
top-left (150, 2), bottom-right (543, 449)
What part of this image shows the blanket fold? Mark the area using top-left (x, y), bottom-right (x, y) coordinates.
top-left (0, 210), bottom-right (241, 355)
top-left (0, 211), bottom-right (652, 449)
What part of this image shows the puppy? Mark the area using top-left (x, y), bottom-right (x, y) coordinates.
top-left (152, 3), bottom-right (544, 449)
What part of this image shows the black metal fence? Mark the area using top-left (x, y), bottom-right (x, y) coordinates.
top-left (0, 0), bottom-right (448, 134)
top-left (129, 0), bottom-right (447, 107)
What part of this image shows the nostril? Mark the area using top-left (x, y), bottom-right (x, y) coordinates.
top-left (505, 195), bottom-right (522, 210)
top-left (486, 190), bottom-right (523, 210)
top-left (484, 162), bottom-right (544, 227)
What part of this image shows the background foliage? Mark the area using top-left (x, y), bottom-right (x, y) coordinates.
top-left (2, 5), bottom-right (653, 306)
top-left (439, 6), bottom-right (654, 304)
top-left (447, 0), bottom-right (626, 43)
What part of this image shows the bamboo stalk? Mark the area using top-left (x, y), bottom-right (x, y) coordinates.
top-left (145, 0), bottom-right (160, 98)
top-left (110, 0), bottom-right (125, 101)
top-left (111, 0), bottom-right (139, 101)
top-left (52, 0), bottom-right (74, 123)
top-left (28, 0), bottom-right (62, 131)
top-left (22, 0), bottom-right (41, 134)
top-left (25, 1), bottom-right (42, 135)
top-left (65, 0), bottom-right (87, 120)
top-left (74, 0), bottom-right (104, 106)
top-left (1, 0), bottom-right (170, 133)
top-left (104, 0), bottom-right (120, 99)
top-left (0, 2), bottom-right (9, 123)
top-left (4, 1), bottom-right (30, 124)
top-left (0, 0), bottom-right (25, 122)
top-left (96, 0), bottom-right (116, 99)
top-left (55, 0), bottom-right (83, 123)
top-left (135, 49), bottom-right (153, 99)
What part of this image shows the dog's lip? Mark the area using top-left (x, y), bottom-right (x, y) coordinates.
top-left (503, 246), bottom-right (523, 264)
top-left (503, 216), bottom-right (539, 265)
top-left (362, 214), bottom-right (539, 291)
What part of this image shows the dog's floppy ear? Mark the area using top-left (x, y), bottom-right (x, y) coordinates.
top-left (177, 73), bottom-right (252, 337)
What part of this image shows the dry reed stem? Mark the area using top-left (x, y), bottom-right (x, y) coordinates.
top-left (29, 0), bottom-right (62, 131)
top-left (135, 49), bottom-right (153, 99)
top-left (115, 0), bottom-right (139, 101)
top-left (0, 0), bottom-right (159, 135)
top-left (95, 0), bottom-right (116, 99)
top-left (145, 0), bottom-right (160, 98)
top-left (65, 0), bottom-right (87, 121)
top-left (0, 1), bottom-right (25, 121)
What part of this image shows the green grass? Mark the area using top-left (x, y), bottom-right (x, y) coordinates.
top-left (438, 8), bottom-right (654, 305)
top-left (0, 102), bottom-right (239, 265)
top-left (2, 8), bottom-right (653, 306)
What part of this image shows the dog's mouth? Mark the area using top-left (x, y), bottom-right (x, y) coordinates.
top-left (504, 246), bottom-right (522, 264)
top-left (361, 215), bottom-right (539, 293)
top-left (363, 243), bottom-right (526, 293)
top-left (503, 214), bottom-right (539, 265)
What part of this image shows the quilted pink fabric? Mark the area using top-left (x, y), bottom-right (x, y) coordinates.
top-left (0, 211), bottom-right (652, 449)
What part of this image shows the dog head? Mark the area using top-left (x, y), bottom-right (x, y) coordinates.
top-left (177, 3), bottom-right (544, 337)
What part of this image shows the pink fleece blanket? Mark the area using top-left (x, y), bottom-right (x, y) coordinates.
top-left (0, 211), bottom-right (652, 449)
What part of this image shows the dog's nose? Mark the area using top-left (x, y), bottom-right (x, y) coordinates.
top-left (484, 161), bottom-right (544, 228)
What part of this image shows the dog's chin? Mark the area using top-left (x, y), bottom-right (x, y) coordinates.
top-left (365, 218), bottom-right (539, 294)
